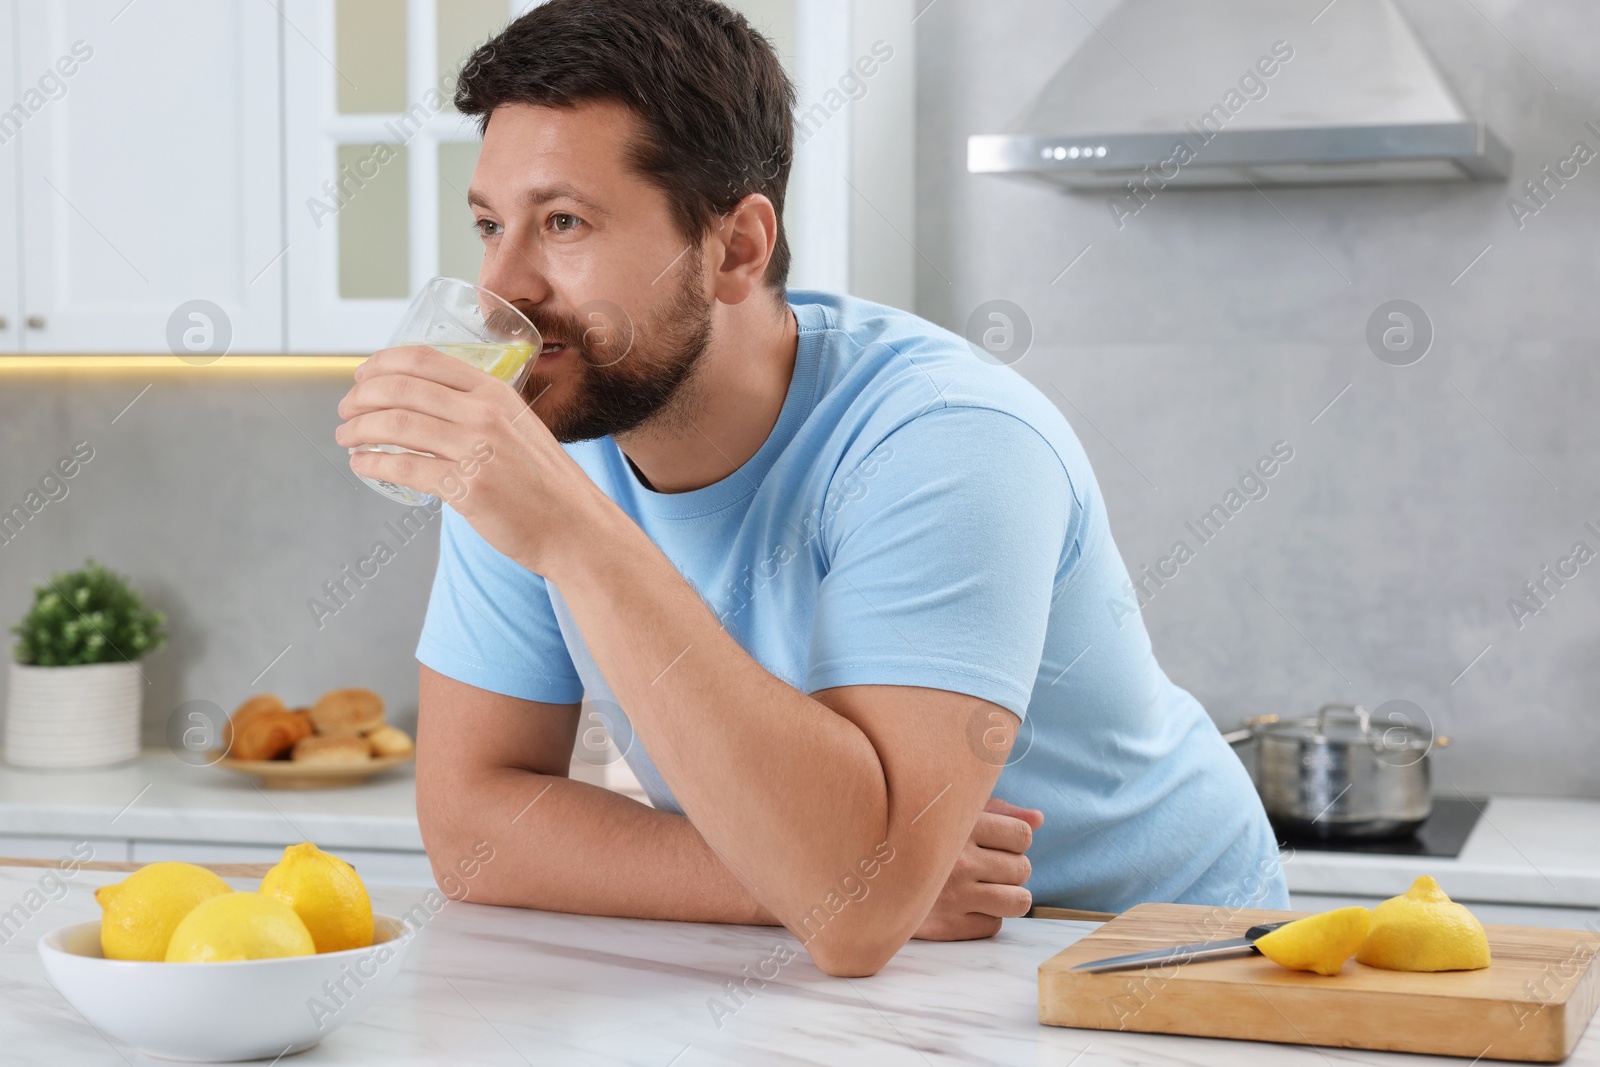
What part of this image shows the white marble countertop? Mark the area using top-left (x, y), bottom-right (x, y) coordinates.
top-left (4, 751), bottom-right (1599, 912)
top-left (0, 748), bottom-right (646, 858)
top-left (3, 753), bottom-right (1599, 909)
top-left (1283, 796), bottom-right (1600, 908)
top-left (0, 749), bottom-right (424, 851)
top-left (6, 864), bottom-right (1598, 1066)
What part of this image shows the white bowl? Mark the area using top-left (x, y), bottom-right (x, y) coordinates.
top-left (38, 914), bottom-right (415, 1062)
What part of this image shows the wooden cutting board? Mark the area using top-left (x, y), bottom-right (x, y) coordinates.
top-left (1039, 903), bottom-right (1600, 1062)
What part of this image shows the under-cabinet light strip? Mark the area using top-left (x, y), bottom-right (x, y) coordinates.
top-left (0, 356), bottom-right (366, 371)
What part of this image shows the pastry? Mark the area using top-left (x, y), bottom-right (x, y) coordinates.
top-left (226, 693), bottom-right (286, 755)
top-left (290, 735), bottom-right (372, 766)
top-left (227, 707), bottom-right (313, 761)
top-left (308, 688), bottom-right (385, 737)
top-left (230, 693), bottom-right (287, 725)
top-left (224, 693), bottom-right (284, 750)
top-left (366, 724), bottom-right (414, 758)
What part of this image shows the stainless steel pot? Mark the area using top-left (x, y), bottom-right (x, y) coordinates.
top-left (1222, 704), bottom-right (1448, 840)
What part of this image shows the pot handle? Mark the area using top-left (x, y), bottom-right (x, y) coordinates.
top-left (1315, 703), bottom-right (1371, 737)
top-left (1220, 714), bottom-right (1279, 746)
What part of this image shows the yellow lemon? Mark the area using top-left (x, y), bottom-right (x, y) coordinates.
top-left (484, 341), bottom-right (534, 382)
top-left (1254, 906), bottom-right (1372, 976)
top-left (259, 842), bottom-right (373, 953)
top-left (1355, 875), bottom-right (1490, 971)
top-left (94, 861), bottom-right (233, 961)
top-left (436, 341), bottom-right (534, 382)
top-left (165, 891), bottom-right (315, 962)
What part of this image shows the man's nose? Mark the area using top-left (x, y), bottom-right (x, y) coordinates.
top-left (479, 237), bottom-right (554, 307)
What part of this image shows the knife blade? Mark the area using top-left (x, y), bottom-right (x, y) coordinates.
top-left (1070, 920), bottom-right (1296, 973)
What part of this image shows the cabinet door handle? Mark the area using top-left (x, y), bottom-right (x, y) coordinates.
top-left (26, 315), bottom-right (45, 329)
top-left (0, 316), bottom-right (7, 330)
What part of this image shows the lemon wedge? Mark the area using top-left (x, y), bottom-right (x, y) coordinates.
top-left (1254, 905), bottom-right (1372, 976)
top-left (485, 341), bottom-right (535, 382)
top-left (1355, 876), bottom-right (1490, 971)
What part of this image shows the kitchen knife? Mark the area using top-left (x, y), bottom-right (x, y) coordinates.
top-left (1070, 920), bottom-right (1296, 973)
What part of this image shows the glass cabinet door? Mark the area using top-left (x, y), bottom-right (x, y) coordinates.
top-left (282, 0), bottom-right (907, 352)
top-left (283, 0), bottom-right (523, 353)
top-left (0, 0), bottom-right (16, 354)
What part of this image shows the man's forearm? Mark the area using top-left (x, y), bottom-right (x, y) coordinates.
top-left (421, 762), bottom-right (780, 925)
top-left (535, 488), bottom-right (971, 976)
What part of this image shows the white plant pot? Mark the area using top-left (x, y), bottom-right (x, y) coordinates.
top-left (4, 661), bottom-right (143, 769)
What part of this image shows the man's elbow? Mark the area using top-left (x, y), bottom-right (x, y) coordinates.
top-left (416, 796), bottom-right (462, 885)
top-left (807, 937), bottom-right (904, 978)
top-left (416, 786), bottom-right (507, 906)
top-left (798, 909), bottom-right (919, 978)
top-left (423, 831), bottom-right (504, 906)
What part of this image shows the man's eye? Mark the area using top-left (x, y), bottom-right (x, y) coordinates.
top-left (474, 218), bottom-right (502, 239)
top-left (551, 213), bottom-right (582, 233)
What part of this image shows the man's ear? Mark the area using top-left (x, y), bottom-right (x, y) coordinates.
top-left (709, 193), bottom-right (778, 305)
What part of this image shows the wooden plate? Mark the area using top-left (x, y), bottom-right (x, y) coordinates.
top-left (210, 752), bottom-right (414, 789)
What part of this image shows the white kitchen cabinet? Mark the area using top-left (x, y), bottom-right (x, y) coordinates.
top-left (0, 835), bottom-right (130, 864)
top-left (0, 0), bottom-right (911, 356)
top-left (282, 0), bottom-right (527, 353)
top-left (0, 835), bottom-right (435, 886)
top-left (0, 0), bottom-right (17, 352)
top-left (13, 0), bottom-right (284, 353)
top-left (787, 0), bottom-right (917, 308)
top-left (279, 0), bottom-right (912, 353)
top-left (128, 839), bottom-right (437, 886)
top-left (717, 0), bottom-right (918, 307)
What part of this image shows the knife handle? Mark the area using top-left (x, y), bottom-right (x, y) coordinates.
top-left (1245, 920), bottom-right (1296, 942)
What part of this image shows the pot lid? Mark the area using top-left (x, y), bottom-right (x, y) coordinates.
top-left (1258, 704), bottom-right (1433, 748)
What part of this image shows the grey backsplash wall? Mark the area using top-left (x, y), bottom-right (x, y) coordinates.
top-left (916, 0), bottom-right (1600, 797)
top-left (1, 0), bottom-right (1594, 798)
top-left (0, 375), bottom-right (436, 744)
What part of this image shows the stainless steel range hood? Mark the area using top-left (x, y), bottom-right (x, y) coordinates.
top-left (968, 0), bottom-right (1510, 190)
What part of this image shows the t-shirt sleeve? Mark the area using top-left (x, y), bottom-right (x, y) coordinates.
top-left (805, 404), bottom-right (1075, 719)
top-left (414, 505), bottom-right (586, 704)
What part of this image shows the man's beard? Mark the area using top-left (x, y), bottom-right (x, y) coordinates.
top-left (514, 256), bottom-right (713, 445)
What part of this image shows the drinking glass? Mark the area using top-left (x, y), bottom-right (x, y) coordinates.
top-left (352, 277), bottom-right (542, 505)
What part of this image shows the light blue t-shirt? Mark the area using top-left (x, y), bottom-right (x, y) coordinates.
top-left (416, 290), bottom-right (1288, 913)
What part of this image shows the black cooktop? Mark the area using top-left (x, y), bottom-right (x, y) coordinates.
top-left (1274, 797), bottom-right (1486, 858)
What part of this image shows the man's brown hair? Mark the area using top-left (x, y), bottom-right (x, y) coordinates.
top-left (455, 0), bottom-right (797, 294)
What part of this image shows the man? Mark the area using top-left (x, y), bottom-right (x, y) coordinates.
top-left (336, 0), bottom-right (1286, 977)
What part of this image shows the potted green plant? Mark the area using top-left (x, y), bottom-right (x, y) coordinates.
top-left (6, 560), bottom-right (167, 769)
